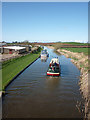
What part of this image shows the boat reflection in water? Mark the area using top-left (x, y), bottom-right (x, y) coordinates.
top-left (41, 56), bottom-right (48, 62)
top-left (46, 76), bottom-right (60, 91)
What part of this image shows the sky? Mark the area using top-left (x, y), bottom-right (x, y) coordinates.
top-left (2, 2), bottom-right (88, 43)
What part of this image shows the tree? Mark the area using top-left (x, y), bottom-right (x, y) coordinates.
top-left (23, 40), bottom-right (29, 43)
top-left (2, 41), bottom-right (6, 43)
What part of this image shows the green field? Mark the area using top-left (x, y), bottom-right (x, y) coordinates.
top-left (61, 42), bottom-right (89, 45)
top-left (2, 48), bottom-right (41, 90)
top-left (60, 47), bottom-right (89, 55)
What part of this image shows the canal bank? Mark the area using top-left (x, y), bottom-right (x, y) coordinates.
top-left (53, 48), bottom-right (89, 119)
top-left (2, 47), bottom-right (42, 91)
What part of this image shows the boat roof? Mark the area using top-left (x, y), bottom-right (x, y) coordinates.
top-left (41, 50), bottom-right (48, 54)
top-left (50, 58), bottom-right (59, 64)
top-left (42, 49), bottom-right (47, 52)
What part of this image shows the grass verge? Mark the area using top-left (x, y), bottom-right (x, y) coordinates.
top-left (60, 47), bottom-right (89, 55)
top-left (2, 47), bottom-right (41, 91)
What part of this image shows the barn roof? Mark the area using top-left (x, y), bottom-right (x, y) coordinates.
top-left (4, 46), bottom-right (26, 50)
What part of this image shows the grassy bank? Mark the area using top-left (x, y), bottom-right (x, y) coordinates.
top-left (52, 42), bottom-right (89, 55)
top-left (60, 47), bottom-right (89, 55)
top-left (2, 47), bottom-right (41, 90)
top-left (56, 48), bottom-right (88, 71)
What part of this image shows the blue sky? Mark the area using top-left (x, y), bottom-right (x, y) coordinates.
top-left (2, 2), bottom-right (88, 43)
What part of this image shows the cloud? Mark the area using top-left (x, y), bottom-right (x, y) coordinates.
top-left (74, 40), bottom-right (88, 43)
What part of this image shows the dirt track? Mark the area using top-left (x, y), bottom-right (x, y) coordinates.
top-left (1, 54), bottom-right (19, 62)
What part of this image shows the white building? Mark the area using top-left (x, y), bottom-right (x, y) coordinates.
top-left (3, 46), bottom-right (26, 54)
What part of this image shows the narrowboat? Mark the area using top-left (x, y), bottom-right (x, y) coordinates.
top-left (47, 58), bottom-right (60, 76)
top-left (40, 50), bottom-right (49, 58)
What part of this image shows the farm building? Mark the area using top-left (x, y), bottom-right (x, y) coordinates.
top-left (31, 46), bottom-right (39, 53)
top-left (3, 46), bottom-right (26, 54)
top-left (19, 45), bottom-right (32, 52)
top-left (0, 47), bottom-right (4, 54)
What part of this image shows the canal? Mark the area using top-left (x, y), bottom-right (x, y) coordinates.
top-left (2, 47), bottom-right (84, 118)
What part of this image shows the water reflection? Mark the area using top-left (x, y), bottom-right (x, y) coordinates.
top-left (41, 56), bottom-right (48, 62)
top-left (46, 77), bottom-right (60, 91)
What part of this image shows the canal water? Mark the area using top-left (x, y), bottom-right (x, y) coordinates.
top-left (2, 47), bottom-right (84, 118)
